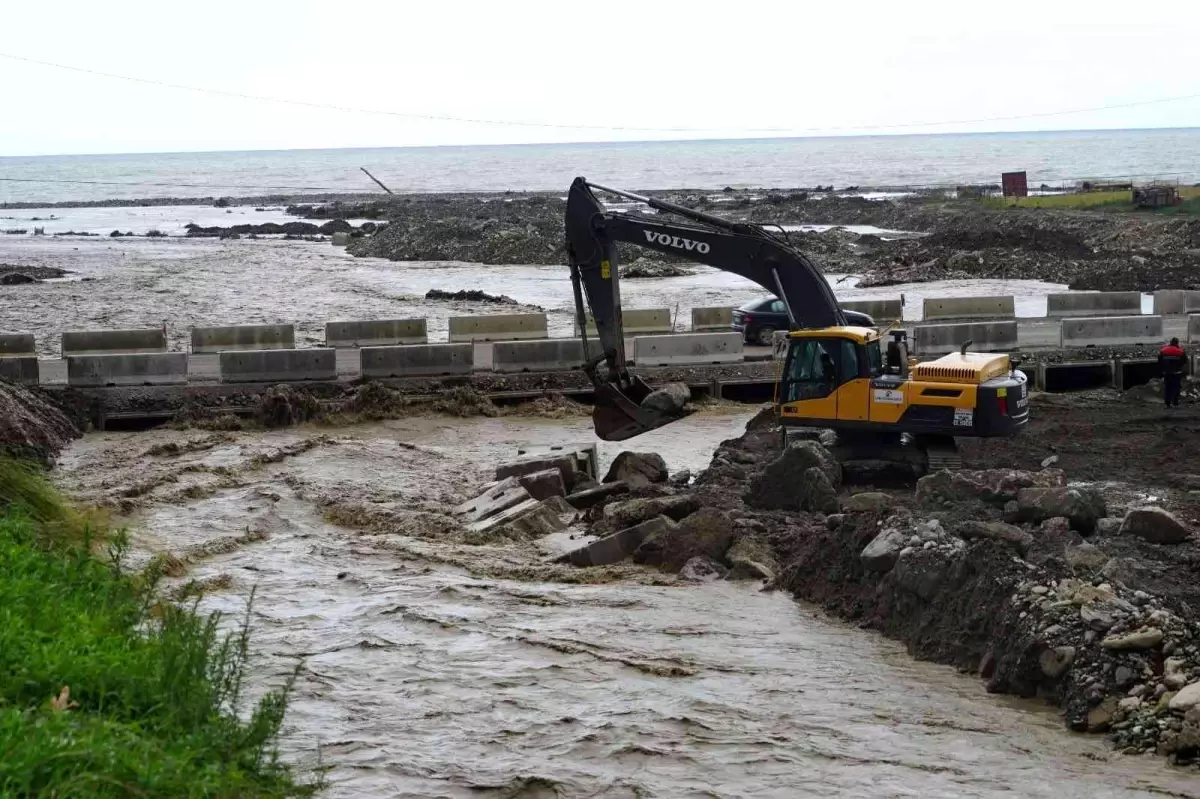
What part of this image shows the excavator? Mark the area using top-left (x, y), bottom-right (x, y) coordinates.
top-left (564, 177), bottom-right (1030, 472)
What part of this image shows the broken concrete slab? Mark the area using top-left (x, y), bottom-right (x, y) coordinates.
top-left (563, 515), bottom-right (672, 567)
top-left (453, 477), bottom-right (532, 525)
top-left (498, 501), bottom-right (569, 539)
top-left (496, 454), bottom-right (578, 489)
top-left (518, 468), bottom-right (566, 501)
top-left (466, 497), bottom-right (541, 535)
top-left (602, 494), bottom-right (700, 529)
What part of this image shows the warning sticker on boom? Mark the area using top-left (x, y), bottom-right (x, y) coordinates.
top-left (873, 388), bottom-right (904, 404)
top-left (953, 408), bottom-right (974, 427)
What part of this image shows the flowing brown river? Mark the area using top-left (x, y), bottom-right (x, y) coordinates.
top-left (53, 409), bottom-right (1200, 799)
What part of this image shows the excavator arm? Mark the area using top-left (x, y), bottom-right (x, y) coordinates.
top-left (565, 177), bottom-right (847, 441)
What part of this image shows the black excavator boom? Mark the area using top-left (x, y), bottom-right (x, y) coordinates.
top-left (564, 177), bottom-right (847, 440)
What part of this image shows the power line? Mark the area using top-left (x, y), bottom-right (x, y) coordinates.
top-left (2, 51), bottom-right (1199, 135)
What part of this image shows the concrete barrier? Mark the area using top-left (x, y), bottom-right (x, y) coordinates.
top-left (0, 333), bottom-right (35, 357)
top-left (922, 296), bottom-right (1015, 321)
top-left (360, 344), bottom-right (473, 377)
top-left (912, 321), bottom-right (1019, 356)
top-left (577, 308), bottom-right (673, 336)
top-left (0, 357), bottom-right (39, 385)
top-left (1047, 292), bottom-right (1142, 317)
top-left (325, 319), bottom-right (428, 347)
top-left (691, 307), bottom-right (733, 331)
top-left (192, 324), bottom-right (295, 353)
top-left (632, 332), bottom-right (744, 365)
top-left (449, 314), bottom-right (547, 342)
top-left (842, 298), bottom-right (904, 322)
top-left (218, 348), bottom-right (336, 383)
top-left (1154, 290), bottom-right (1200, 315)
top-left (331, 232), bottom-right (350, 247)
top-left (61, 329), bottom-right (166, 356)
top-left (1188, 314), bottom-right (1200, 345)
top-left (1060, 316), bottom-right (1164, 348)
top-left (66, 353), bottom-right (188, 387)
top-left (492, 339), bottom-right (584, 373)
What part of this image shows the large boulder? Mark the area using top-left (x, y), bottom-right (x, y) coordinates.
top-left (726, 535), bottom-right (778, 581)
top-left (603, 451), bottom-right (668, 488)
top-left (602, 494), bottom-right (699, 529)
top-left (956, 520), bottom-right (1034, 555)
top-left (861, 527), bottom-right (908, 573)
top-left (1119, 506), bottom-right (1192, 544)
top-left (841, 492), bottom-right (893, 513)
top-left (745, 441), bottom-right (841, 511)
top-left (1065, 541), bottom-right (1110, 572)
top-left (1015, 486), bottom-right (1106, 534)
top-left (639, 383), bottom-right (691, 421)
top-left (660, 507), bottom-right (735, 572)
top-left (916, 468), bottom-right (1065, 507)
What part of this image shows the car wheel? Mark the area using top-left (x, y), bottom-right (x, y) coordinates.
top-left (755, 325), bottom-right (776, 346)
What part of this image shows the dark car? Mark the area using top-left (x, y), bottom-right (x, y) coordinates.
top-left (731, 297), bottom-right (875, 345)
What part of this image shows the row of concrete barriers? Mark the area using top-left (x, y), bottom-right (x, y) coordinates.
top-left (911, 315), bottom-right (1183, 356)
top-left (0, 332), bottom-right (747, 387)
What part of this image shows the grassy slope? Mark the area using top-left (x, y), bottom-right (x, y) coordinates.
top-left (0, 457), bottom-right (315, 798)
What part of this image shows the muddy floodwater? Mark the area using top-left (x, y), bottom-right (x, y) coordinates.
top-left (52, 409), bottom-right (1200, 798)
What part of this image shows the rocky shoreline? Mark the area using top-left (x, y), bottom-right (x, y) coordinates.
top-left (557, 394), bottom-right (1200, 762)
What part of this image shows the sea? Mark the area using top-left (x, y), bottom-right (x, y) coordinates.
top-left (2, 128), bottom-right (1199, 205)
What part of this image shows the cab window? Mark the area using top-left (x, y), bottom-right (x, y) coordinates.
top-left (866, 339), bottom-right (884, 377)
top-left (784, 338), bottom-right (860, 402)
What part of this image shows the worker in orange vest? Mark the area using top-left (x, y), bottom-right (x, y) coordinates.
top-left (1158, 337), bottom-right (1187, 408)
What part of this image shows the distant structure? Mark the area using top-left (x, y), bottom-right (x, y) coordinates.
top-left (1001, 171), bottom-right (1029, 198)
top-left (1133, 185), bottom-right (1180, 209)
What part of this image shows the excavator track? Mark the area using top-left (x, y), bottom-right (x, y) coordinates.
top-left (924, 438), bottom-right (963, 472)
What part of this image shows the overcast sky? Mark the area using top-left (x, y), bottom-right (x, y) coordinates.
top-left (1, 0), bottom-right (1198, 156)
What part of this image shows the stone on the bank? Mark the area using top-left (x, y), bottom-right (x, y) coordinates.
top-left (1087, 696), bottom-right (1120, 732)
top-left (745, 440), bottom-right (841, 512)
top-left (915, 468), bottom-right (1065, 506)
top-left (1015, 486), bottom-right (1106, 534)
top-left (638, 383), bottom-right (691, 420)
top-left (1119, 506), bottom-right (1193, 545)
top-left (1065, 541), bottom-right (1110, 572)
top-left (1165, 658), bottom-right (1189, 691)
top-left (661, 507), bottom-right (734, 572)
top-left (517, 468), bottom-right (566, 501)
top-left (957, 520), bottom-right (1034, 555)
top-left (1178, 706), bottom-right (1200, 751)
top-left (669, 469), bottom-right (693, 487)
top-left (1169, 682), bottom-right (1200, 713)
top-left (841, 492), bottom-right (892, 513)
top-left (564, 481), bottom-right (628, 510)
top-left (679, 556), bottom-right (728, 582)
top-left (1096, 517), bottom-right (1122, 536)
top-left (565, 515), bottom-right (671, 567)
top-left (861, 528), bottom-right (907, 573)
top-left (603, 494), bottom-right (699, 529)
top-left (726, 535), bottom-right (778, 581)
top-left (1101, 628), bottom-right (1164, 651)
top-left (603, 451), bottom-right (668, 488)
top-left (454, 477), bottom-right (531, 524)
top-left (1039, 645), bottom-right (1076, 679)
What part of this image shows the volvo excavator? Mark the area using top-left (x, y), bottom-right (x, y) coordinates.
top-left (564, 177), bottom-right (1030, 472)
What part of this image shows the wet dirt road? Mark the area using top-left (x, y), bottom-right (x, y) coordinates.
top-left (53, 410), bottom-right (1200, 798)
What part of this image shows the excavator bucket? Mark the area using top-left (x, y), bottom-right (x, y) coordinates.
top-left (591, 374), bottom-right (690, 441)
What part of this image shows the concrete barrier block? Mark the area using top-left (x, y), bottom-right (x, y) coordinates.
top-left (842, 298), bottom-right (903, 322)
top-left (0, 333), bottom-right (35, 357)
top-left (218, 348), bottom-right (336, 383)
top-left (632, 332), bottom-right (744, 366)
top-left (192, 324), bottom-right (295, 353)
top-left (1047, 292), bottom-right (1142, 317)
top-left (1187, 314), bottom-right (1200, 345)
top-left (1060, 316), bottom-right (1164, 348)
top-left (1155, 290), bottom-right (1200, 316)
top-left (0, 357), bottom-right (39, 385)
top-left (492, 339), bottom-right (584, 373)
top-left (359, 344), bottom-right (473, 377)
top-left (922, 296), bottom-right (1015, 321)
top-left (690, 306), bottom-right (734, 331)
top-left (913, 321), bottom-right (1019, 356)
top-left (577, 308), bottom-right (673, 336)
top-left (61, 329), bottom-right (166, 356)
top-left (325, 319), bottom-right (428, 348)
top-left (66, 353), bottom-right (188, 387)
top-left (449, 314), bottom-right (547, 342)
top-left (331, 232), bottom-right (351, 247)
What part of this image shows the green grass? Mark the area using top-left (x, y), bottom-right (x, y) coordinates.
top-left (981, 189), bottom-right (1132, 209)
top-left (0, 457), bottom-right (316, 798)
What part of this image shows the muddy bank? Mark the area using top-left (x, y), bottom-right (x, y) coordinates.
top-left (0, 380), bottom-right (80, 463)
top-left (183, 220), bottom-right (380, 238)
top-left (565, 394), bottom-right (1200, 762)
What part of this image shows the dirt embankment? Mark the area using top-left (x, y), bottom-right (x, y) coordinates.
top-left (0, 381), bottom-right (80, 463)
top-left (572, 393), bottom-right (1200, 761)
